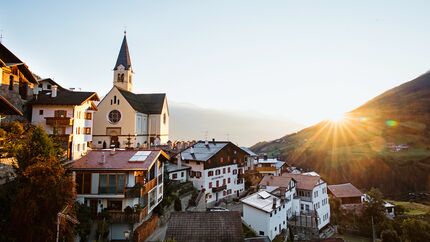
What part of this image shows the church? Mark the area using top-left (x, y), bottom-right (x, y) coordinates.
top-left (92, 33), bottom-right (169, 148)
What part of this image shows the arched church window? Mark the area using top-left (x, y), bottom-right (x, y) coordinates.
top-left (108, 110), bottom-right (122, 124)
top-left (163, 113), bottom-right (167, 124)
top-left (114, 95), bottom-right (117, 104)
top-left (129, 75), bottom-right (132, 83)
top-left (117, 73), bottom-right (121, 82)
top-left (120, 74), bottom-right (124, 82)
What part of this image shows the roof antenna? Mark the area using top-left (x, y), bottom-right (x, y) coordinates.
top-left (0, 29), bottom-right (3, 44)
top-left (123, 26), bottom-right (127, 36)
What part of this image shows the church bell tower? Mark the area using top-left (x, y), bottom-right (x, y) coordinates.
top-left (113, 32), bottom-right (133, 91)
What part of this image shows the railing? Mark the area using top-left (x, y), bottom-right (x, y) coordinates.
top-left (107, 211), bottom-right (140, 224)
top-left (99, 186), bottom-right (122, 194)
top-left (255, 166), bottom-right (277, 172)
top-left (125, 186), bottom-right (141, 198)
top-left (45, 117), bottom-right (74, 126)
top-left (144, 178), bottom-right (157, 192)
top-left (212, 185), bottom-right (227, 192)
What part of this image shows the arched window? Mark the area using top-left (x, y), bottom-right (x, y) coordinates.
top-left (120, 73), bottom-right (124, 82)
top-left (163, 113), bottom-right (167, 124)
top-left (113, 95), bottom-right (117, 104)
top-left (117, 73), bottom-right (121, 82)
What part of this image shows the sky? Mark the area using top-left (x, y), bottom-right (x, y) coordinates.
top-left (2, 1), bottom-right (430, 126)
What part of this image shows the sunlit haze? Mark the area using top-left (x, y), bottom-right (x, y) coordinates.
top-left (2, 1), bottom-right (430, 127)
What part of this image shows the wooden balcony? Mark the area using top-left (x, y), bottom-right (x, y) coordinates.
top-left (125, 186), bottom-right (141, 198)
top-left (255, 166), bottom-right (277, 172)
top-left (45, 117), bottom-right (74, 126)
top-left (144, 178), bottom-right (157, 192)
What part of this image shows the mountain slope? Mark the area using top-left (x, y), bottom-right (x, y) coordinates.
top-left (252, 71), bottom-right (430, 197)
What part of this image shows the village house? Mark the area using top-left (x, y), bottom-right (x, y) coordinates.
top-left (70, 149), bottom-right (169, 241)
top-left (242, 172), bottom-right (330, 240)
top-left (281, 172), bottom-right (331, 231)
top-left (254, 156), bottom-right (286, 176)
top-left (241, 185), bottom-right (295, 240)
top-left (240, 147), bottom-right (258, 171)
top-left (30, 78), bottom-right (99, 160)
top-left (92, 33), bottom-right (169, 149)
top-left (165, 158), bottom-right (191, 183)
top-left (328, 183), bottom-right (363, 206)
top-left (178, 140), bottom-right (248, 204)
top-left (0, 42), bottom-right (38, 121)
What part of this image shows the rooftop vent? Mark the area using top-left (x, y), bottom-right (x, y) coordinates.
top-left (98, 152), bottom-right (106, 164)
top-left (110, 148), bottom-right (116, 155)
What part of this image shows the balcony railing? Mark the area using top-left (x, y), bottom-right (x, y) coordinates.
top-left (99, 186), bottom-right (123, 195)
top-left (255, 166), bottom-right (277, 172)
top-left (107, 211), bottom-right (139, 224)
top-left (125, 186), bottom-right (141, 198)
top-left (45, 117), bottom-right (74, 126)
top-left (212, 185), bottom-right (227, 193)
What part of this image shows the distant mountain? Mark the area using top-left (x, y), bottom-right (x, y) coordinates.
top-left (169, 102), bottom-right (303, 147)
top-left (252, 71), bottom-right (430, 197)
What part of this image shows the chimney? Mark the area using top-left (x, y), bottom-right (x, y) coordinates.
top-left (190, 146), bottom-right (195, 155)
top-left (177, 155), bottom-right (182, 168)
top-left (110, 148), bottom-right (116, 156)
top-left (212, 138), bottom-right (216, 145)
top-left (205, 139), bottom-right (209, 147)
top-left (99, 152), bottom-right (106, 164)
top-left (263, 154), bottom-right (268, 161)
top-left (272, 198), bottom-right (277, 209)
top-left (51, 85), bottom-right (58, 98)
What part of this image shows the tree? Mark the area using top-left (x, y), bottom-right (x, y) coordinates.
top-left (381, 229), bottom-right (400, 242)
top-left (75, 202), bottom-right (92, 242)
top-left (174, 197), bottom-right (182, 211)
top-left (358, 188), bottom-right (387, 236)
top-left (401, 218), bottom-right (430, 242)
top-left (1, 125), bottom-right (75, 242)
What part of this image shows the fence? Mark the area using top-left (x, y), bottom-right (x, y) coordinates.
top-left (133, 214), bottom-right (159, 242)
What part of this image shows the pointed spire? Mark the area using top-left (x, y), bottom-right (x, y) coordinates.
top-left (114, 32), bottom-right (132, 70)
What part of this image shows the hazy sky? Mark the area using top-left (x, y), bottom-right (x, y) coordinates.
top-left (2, 1), bottom-right (430, 126)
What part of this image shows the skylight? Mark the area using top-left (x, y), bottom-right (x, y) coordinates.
top-left (257, 191), bottom-right (271, 199)
top-left (129, 151), bottom-right (151, 162)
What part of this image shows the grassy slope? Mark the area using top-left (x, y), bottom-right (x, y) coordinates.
top-left (252, 72), bottom-right (430, 196)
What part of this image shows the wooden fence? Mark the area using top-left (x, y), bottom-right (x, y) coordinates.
top-left (133, 214), bottom-right (159, 242)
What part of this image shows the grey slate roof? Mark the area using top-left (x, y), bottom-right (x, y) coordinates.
top-left (165, 163), bottom-right (191, 173)
top-left (31, 90), bottom-right (99, 106)
top-left (165, 211), bottom-right (244, 242)
top-left (114, 34), bottom-right (132, 70)
top-left (240, 147), bottom-right (257, 156)
top-left (180, 141), bottom-right (229, 161)
top-left (117, 88), bottom-right (166, 114)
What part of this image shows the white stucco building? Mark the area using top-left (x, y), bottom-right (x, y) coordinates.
top-left (92, 33), bottom-right (169, 149)
top-left (242, 191), bottom-right (288, 240)
top-left (30, 78), bottom-right (99, 160)
top-left (178, 140), bottom-right (249, 204)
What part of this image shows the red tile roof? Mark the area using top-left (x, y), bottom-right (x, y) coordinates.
top-left (328, 183), bottom-right (363, 198)
top-left (69, 149), bottom-right (169, 171)
top-left (281, 173), bottom-right (322, 190)
top-left (259, 175), bottom-right (293, 188)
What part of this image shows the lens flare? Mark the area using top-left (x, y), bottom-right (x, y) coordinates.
top-left (385, 120), bottom-right (398, 127)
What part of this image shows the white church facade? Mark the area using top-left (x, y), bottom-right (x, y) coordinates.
top-left (92, 33), bottom-right (169, 148)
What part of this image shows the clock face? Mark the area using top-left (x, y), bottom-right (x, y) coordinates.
top-left (108, 110), bottom-right (122, 124)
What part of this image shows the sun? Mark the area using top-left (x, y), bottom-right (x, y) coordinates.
top-left (327, 112), bottom-right (346, 123)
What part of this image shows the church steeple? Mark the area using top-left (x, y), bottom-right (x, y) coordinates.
top-left (113, 32), bottom-right (133, 91)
